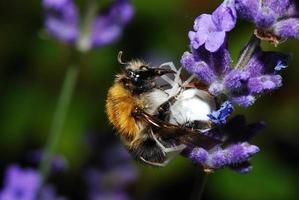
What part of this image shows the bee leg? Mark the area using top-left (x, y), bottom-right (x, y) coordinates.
top-left (159, 62), bottom-right (178, 73)
top-left (148, 130), bottom-right (186, 167)
top-left (159, 62), bottom-right (182, 86)
top-left (182, 74), bottom-right (195, 87)
top-left (130, 134), bottom-right (167, 167)
top-left (150, 130), bottom-right (186, 154)
top-left (139, 157), bottom-right (168, 167)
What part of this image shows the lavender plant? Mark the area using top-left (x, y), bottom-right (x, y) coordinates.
top-left (175, 0), bottom-right (298, 197)
top-left (43, 0), bottom-right (134, 51)
top-left (39, 0), bottom-right (134, 183)
top-left (179, 0), bottom-right (295, 171)
top-left (235, 0), bottom-right (299, 42)
top-left (0, 165), bottom-right (65, 200)
top-left (0, 0), bottom-right (133, 199)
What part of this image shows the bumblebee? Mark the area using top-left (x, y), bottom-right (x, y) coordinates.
top-left (106, 52), bottom-right (219, 167)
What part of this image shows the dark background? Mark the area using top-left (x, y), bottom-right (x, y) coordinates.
top-left (0, 0), bottom-right (299, 199)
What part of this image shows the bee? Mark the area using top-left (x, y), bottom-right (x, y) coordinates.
top-left (106, 52), bottom-right (219, 167)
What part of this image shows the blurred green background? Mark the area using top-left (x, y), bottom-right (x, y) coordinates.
top-left (0, 0), bottom-right (299, 199)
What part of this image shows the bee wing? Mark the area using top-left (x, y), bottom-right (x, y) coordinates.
top-left (135, 109), bottom-right (220, 150)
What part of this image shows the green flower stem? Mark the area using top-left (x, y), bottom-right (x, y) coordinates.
top-left (191, 170), bottom-right (209, 200)
top-left (77, 0), bottom-right (99, 52)
top-left (39, 64), bottom-right (79, 182)
top-left (235, 34), bottom-right (261, 69)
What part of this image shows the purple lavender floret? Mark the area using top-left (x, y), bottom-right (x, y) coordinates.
top-left (235, 0), bottom-right (299, 39)
top-left (43, 0), bottom-right (79, 44)
top-left (42, 0), bottom-right (134, 50)
top-left (188, 0), bottom-right (236, 52)
top-left (274, 60), bottom-right (288, 71)
top-left (208, 101), bottom-right (234, 124)
top-left (186, 116), bottom-right (264, 173)
top-left (181, 39), bottom-right (290, 107)
top-left (90, 0), bottom-right (134, 48)
top-left (0, 165), bottom-right (41, 200)
top-left (43, 0), bottom-right (70, 9)
top-left (189, 143), bottom-right (259, 172)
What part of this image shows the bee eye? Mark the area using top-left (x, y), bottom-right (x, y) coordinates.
top-left (140, 65), bottom-right (148, 70)
top-left (127, 70), bottom-right (134, 77)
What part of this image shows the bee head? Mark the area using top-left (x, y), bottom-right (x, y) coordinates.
top-left (124, 62), bottom-right (174, 84)
top-left (117, 51), bottom-right (175, 94)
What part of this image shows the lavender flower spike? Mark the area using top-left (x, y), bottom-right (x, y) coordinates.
top-left (42, 0), bottom-right (134, 51)
top-left (189, 142), bottom-right (259, 172)
top-left (235, 0), bottom-right (299, 42)
top-left (43, 0), bottom-right (79, 44)
top-left (89, 0), bottom-right (134, 49)
top-left (182, 36), bottom-right (290, 107)
top-left (189, 0), bottom-right (236, 52)
top-left (0, 165), bottom-right (41, 200)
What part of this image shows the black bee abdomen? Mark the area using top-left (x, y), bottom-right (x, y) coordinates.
top-left (131, 138), bottom-right (166, 165)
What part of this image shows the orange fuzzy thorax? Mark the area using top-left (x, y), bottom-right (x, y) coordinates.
top-left (106, 83), bottom-right (142, 144)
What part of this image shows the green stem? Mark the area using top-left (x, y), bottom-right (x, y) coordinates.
top-left (235, 34), bottom-right (260, 70)
top-left (39, 64), bottom-right (79, 181)
top-left (77, 0), bottom-right (99, 52)
top-left (191, 170), bottom-right (209, 200)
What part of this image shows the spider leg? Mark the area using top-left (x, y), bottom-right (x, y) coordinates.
top-left (150, 129), bottom-right (186, 154)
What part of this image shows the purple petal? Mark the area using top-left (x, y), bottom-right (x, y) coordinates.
top-left (181, 51), bottom-right (196, 68)
top-left (230, 95), bottom-right (256, 107)
top-left (224, 69), bottom-right (250, 90)
top-left (208, 101), bottom-right (234, 124)
top-left (189, 148), bottom-right (209, 164)
top-left (209, 82), bottom-right (225, 96)
top-left (230, 162), bottom-right (253, 173)
top-left (212, 42), bottom-right (232, 75)
top-left (43, 0), bottom-right (79, 43)
top-left (205, 31), bottom-right (226, 52)
top-left (181, 51), bottom-right (216, 84)
top-left (243, 47), bottom-right (289, 76)
top-left (90, 16), bottom-right (122, 48)
top-left (191, 14), bottom-right (218, 50)
top-left (0, 165), bottom-right (41, 200)
top-left (210, 150), bottom-right (230, 168)
top-left (188, 31), bottom-right (206, 49)
top-left (263, 0), bottom-right (292, 17)
top-left (248, 75), bottom-right (282, 94)
top-left (255, 7), bottom-right (277, 29)
top-left (273, 18), bottom-right (299, 38)
top-left (90, 0), bottom-right (134, 48)
top-left (212, 0), bottom-right (237, 31)
top-left (109, 0), bottom-right (134, 24)
top-left (45, 17), bottom-right (79, 43)
top-left (191, 43), bottom-right (231, 75)
top-left (235, 0), bottom-right (259, 21)
top-left (42, 0), bottom-right (70, 9)
top-left (242, 47), bottom-right (264, 77)
top-left (194, 14), bottom-right (215, 32)
top-left (226, 142), bottom-right (260, 165)
top-left (285, 1), bottom-right (299, 17)
top-left (274, 60), bottom-right (288, 71)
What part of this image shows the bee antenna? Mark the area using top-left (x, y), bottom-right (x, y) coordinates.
top-left (118, 51), bottom-right (129, 65)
